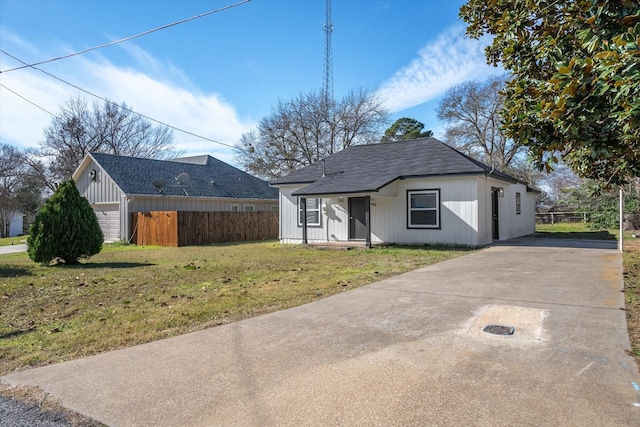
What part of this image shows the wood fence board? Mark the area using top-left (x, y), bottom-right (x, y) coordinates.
top-left (131, 211), bottom-right (278, 247)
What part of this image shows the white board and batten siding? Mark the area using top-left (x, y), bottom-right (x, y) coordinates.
top-left (371, 176), bottom-right (480, 246)
top-left (75, 159), bottom-right (126, 242)
top-left (278, 175), bottom-right (536, 247)
top-left (129, 197), bottom-right (276, 213)
top-left (278, 177), bottom-right (481, 246)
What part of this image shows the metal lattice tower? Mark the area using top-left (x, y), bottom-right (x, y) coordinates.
top-left (322, 0), bottom-right (334, 104)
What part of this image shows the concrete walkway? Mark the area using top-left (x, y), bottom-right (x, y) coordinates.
top-left (0, 243), bottom-right (27, 255)
top-left (3, 237), bottom-right (640, 426)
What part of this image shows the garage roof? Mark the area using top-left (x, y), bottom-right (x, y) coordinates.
top-left (87, 152), bottom-right (278, 200)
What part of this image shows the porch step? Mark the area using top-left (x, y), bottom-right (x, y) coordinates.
top-left (305, 242), bottom-right (369, 251)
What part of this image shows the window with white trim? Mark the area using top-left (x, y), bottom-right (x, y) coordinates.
top-left (230, 204), bottom-right (239, 212)
top-left (298, 197), bottom-right (321, 227)
top-left (244, 205), bottom-right (255, 212)
top-left (407, 189), bottom-right (440, 228)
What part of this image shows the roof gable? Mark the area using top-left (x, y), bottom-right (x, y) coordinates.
top-left (270, 138), bottom-right (517, 196)
top-left (87, 153), bottom-right (278, 200)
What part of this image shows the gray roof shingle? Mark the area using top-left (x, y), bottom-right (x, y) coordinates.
top-left (270, 138), bottom-right (518, 196)
top-left (91, 152), bottom-right (278, 200)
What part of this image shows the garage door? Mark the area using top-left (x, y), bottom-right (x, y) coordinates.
top-left (94, 204), bottom-right (120, 242)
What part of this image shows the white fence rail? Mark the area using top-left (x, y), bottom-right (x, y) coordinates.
top-left (535, 212), bottom-right (591, 224)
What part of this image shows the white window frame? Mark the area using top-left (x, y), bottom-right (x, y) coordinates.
top-left (298, 197), bottom-right (322, 227)
top-left (230, 204), bottom-right (239, 212)
top-left (244, 205), bottom-right (255, 212)
top-left (407, 189), bottom-right (440, 229)
top-left (271, 205), bottom-right (280, 212)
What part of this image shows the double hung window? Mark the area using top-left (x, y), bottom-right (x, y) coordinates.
top-left (298, 198), bottom-right (321, 226)
top-left (407, 189), bottom-right (440, 228)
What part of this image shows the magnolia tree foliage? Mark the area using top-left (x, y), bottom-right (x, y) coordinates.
top-left (381, 118), bottom-right (433, 142)
top-left (27, 180), bottom-right (102, 265)
top-left (235, 88), bottom-right (389, 180)
top-left (460, 0), bottom-right (640, 187)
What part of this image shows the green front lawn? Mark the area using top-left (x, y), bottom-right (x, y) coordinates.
top-left (535, 222), bottom-right (617, 240)
top-left (0, 236), bottom-right (27, 247)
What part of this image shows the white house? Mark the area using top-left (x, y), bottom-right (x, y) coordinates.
top-left (270, 138), bottom-right (538, 247)
top-left (73, 153), bottom-right (279, 242)
top-left (2, 212), bottom-right (24, 237)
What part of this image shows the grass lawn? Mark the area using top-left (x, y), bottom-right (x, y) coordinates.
top-left (535, 222), bottom-right (617, 240)
top-left (0, 236), bottom-right (27, 247)
top-left (0, 241), bottom-right (475, 375)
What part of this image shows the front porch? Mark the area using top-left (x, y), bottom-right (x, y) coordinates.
top-left (304, 241), bottom-right (370, 251)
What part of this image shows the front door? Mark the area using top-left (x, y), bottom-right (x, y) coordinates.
top-left (491, 189), bottom-right (499, 240)
top-left (349, 197), bottom-right (367, 240)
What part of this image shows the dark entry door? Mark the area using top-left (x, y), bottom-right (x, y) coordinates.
top-left (491, 189), bottom-right (499, 240)
top-left (349, 197), bottom-right (367, 240)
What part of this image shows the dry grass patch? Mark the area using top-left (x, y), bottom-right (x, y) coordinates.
top-left (0, 241), bottom-right (474, 375)
top-left (624, 236), bottom-right (640, 367)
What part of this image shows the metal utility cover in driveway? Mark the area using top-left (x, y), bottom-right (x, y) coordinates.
top-left (2, 237), bottom-right (640, 426)
top-left (463, 304), bottom-right (546, 342)
top-left (483, 324), bottom-right (515, 335)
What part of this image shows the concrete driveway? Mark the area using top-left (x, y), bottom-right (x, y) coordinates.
top-left (3, 237), bottom-right (640, 426)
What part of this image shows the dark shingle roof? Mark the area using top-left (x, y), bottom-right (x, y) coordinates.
top-left (270, 138), bottom-right (518, 196)
top-left (91, 153), bottom-right (278, 200)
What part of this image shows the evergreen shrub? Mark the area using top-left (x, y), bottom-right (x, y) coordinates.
top-left (27, 180), bottom-right (103, 264)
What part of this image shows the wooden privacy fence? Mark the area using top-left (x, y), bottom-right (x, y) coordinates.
top-left (130, 211), bottom-right (279, 247)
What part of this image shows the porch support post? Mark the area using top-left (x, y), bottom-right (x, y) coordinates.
top-left (365, 196), bottom-right (371, 249)
top-left (301, 197), bottom-right (308, 244)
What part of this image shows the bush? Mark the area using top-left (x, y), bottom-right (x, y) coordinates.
top-left (569, 182), bottom-right (640, 230)
top-left (27, 180), bottom-right (103, 264)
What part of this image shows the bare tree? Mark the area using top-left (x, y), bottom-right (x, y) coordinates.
top-left (235, 88), bottom-right (389, 180)
top-left (437, 76), bottom-right (524, 172)
top-left (0, 144), bottom-right (25, 237)
top-left (40, 97), bottom-right (177, 186)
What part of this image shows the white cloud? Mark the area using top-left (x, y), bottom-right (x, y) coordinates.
top-left (377, 25), bottom-right (504, 113)
top-left (0, 30), bottom-right (250, 165)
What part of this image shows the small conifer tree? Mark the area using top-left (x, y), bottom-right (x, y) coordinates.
top-left (27, 180), bottom-right (103, 264)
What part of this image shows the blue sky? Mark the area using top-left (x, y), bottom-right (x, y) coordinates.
top-left (0, 0), bottom-right (502, 165)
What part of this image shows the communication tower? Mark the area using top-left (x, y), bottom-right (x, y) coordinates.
top-left (322, 0), bottom-right (334, 104)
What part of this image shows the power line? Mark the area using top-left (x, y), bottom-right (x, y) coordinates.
top-left (0, 0), bottom-right (252, 74)
top-left (0, 83), bottom-right (56, 117)
top-left (0, 50), bottom-right (236, 149)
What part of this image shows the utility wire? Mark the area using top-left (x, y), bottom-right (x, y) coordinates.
top-left (0, 0), bottom-right (252, 74)
top-left (0, 83), bottom-right (56, 117)
top-left (0, 50), bottom-right (236, 149)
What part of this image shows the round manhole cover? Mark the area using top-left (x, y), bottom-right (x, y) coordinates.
top-left (483, 324), bottom-right (515, 336)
